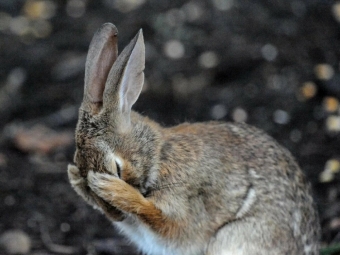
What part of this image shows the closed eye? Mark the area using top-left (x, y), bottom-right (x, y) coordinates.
top-left (115, 161), bottom-right (121, 178)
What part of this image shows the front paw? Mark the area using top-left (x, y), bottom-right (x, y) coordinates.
top-left (87, 170), bottom-right (119, 201)
top-left (68, 164), bottom-right (97, 207)
top-left (87, 170), bottom-right (145, 212)
top-left (68, 164), bottom-right (86, 188)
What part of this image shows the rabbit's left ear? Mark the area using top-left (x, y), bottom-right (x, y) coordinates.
top-left (83, 23), bottom-right (118, 114)
top-left (103, 29), bottom-right (145, 129)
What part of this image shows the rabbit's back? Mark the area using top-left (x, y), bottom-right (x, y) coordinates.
top-left (155, 121), bottom-right (319, 254)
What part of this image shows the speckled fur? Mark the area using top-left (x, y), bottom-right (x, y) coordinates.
top-left (68, 23), bottom-right (320, 255)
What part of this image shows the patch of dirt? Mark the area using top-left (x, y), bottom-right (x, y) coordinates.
top-left (1, 0), bottom-right (340, 254)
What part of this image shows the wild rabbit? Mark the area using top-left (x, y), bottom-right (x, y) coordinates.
top-left (68, 23), bottom-right (320, 255)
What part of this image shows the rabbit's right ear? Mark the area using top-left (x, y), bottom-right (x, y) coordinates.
top-left (103, 30), bottom-right (145, 131)
top-left (83, 23), bottom-right (118, 114)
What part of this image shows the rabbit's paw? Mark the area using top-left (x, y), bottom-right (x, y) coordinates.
top-left (87, 170), bottom-right (146, 212)
top-left (68, 164), bottom-right (85, 186)
top-left (68, 164), bottom-right (99, 207)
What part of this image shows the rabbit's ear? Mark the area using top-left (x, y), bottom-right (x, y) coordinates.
top-left (103, 29), bottom-right (145, 129)
top-left (83, 23), bottom-right (118, 114)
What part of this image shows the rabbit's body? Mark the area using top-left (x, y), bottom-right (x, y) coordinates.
top-left (68, 23), bottom-right (320, 255)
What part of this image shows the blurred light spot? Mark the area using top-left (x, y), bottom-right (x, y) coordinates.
top-left (326, 115), bottom-right (340, 132)
top-left (211, 104), bottom-right (227, 119)
top-left (0, 230), bottom-right (31, 254)
top-left (232, 107), bottom-right (247, 122)
top-left (105, 0), bottom-right (145, 13)
top-left (182, 1), bottom-right (203, 22)
top-left (212, 0), bottom-right (234, 11)
top-left (199, 51), bottom-right (219, 69)
top-left (332, 2), bottom-right (340, 22)
top-left (166, 8), bottom-right (185, 27)
top-left (314, 64), bottom-right (334, 80)
top-left (300, 81), bottom-right (317, 100)
top-left (60, 223), bottom-right (71, 232)
top-left (172, 74), bottom-right (208, 97)
top-left (66, 0), bottom-right (86, 18)
top-left (323, 97), bottom-right (339, 113)
top-left (0, 12), bottom-right (11, 31)
top-left (261, 44), bottom-right (278, 62)
top-left (24, 0), bottom-right (56, 20)
top-left (273, 109), bottom-right (290, 124)
top-left (330, 218), bottom-right (340, 229)
top-left (7, 67), bottom-right (27, 88)
top-left (31, 19), bottom-right (52, 38)
top-left (9, 16), bottom-right (30, 36)
top-left (164, 40), bottom-right (185, 59)
top-left (320, 159), bottom-right (340, 183)
top-left (289, 129), bottom-right (302, 143)
top-left (4, 195), bottom-right (16, 206)
top-left (326, 159), bottom-right (340, 173)
top-left (267, 75), bottom-right (287, 90)
top-left (291, 1), bottom-right (306, 17)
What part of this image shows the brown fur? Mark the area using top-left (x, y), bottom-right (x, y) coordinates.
top-left (68, 23), bottom-right (320, 255)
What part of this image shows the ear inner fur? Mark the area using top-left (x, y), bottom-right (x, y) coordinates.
top-left (84, 23), bottom-right (118, 114)
top-left (102, 30), bottom-right (144, 130)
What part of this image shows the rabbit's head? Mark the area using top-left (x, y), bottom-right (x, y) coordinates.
top-left (73, 23), bottom-right (158, 192)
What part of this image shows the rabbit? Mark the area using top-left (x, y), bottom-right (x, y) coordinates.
top-left (68, 23), bottom-right (320, 255)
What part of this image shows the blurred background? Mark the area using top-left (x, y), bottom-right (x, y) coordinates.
top-left (0, 0), bottom-right (340, 254)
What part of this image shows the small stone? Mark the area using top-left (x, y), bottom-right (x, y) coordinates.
top-left (0, 230), bottom-right (31, 254)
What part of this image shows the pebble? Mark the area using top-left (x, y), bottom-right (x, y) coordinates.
top-left (0, 230), bottom-right (31, 254)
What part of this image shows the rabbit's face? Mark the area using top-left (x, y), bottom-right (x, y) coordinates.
top-left (73, 110), bottom-right (113, 177)
top-left (73, 24), bottom-right (153, 191)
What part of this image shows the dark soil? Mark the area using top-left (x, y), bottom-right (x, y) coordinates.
top-left (1, 0), bottom-right (340, 254)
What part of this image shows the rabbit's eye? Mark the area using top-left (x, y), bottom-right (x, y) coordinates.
top-left (115, 161), bottom-right (121, 178)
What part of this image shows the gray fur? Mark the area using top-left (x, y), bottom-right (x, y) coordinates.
top-left (68, 23), bottom-right (320, 255)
